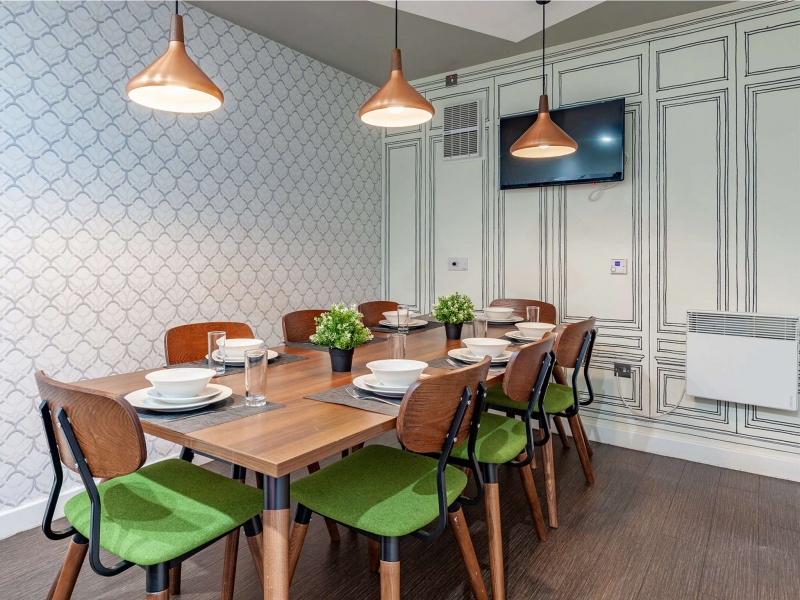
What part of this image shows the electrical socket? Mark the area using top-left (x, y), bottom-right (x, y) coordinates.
top-left (614, 362), bottom-right (632, 378)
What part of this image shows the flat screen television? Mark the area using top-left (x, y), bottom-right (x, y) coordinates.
top-left (499, 98), bottom-right (625, 189)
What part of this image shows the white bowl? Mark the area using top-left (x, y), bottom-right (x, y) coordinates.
top-left (366, 359), bottom-right (428, 388)
top-left (484, 307), bottom-right (515, 320)
top-left (382, 310), bottom-right (415, 320)
top-left (145, 368), bottom-right (215, 399)
top-left (216, 338), bottom-right (263, 359)
top-left (515, 322), bottom-right (556, 339)
top-left (462, 337), bottom-right (511, 359)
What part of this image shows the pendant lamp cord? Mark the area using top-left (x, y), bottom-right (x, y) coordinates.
top-left (395, 0), bottom-right (398, 49)
top-left (541, 1), bottom-right (546, 96)
top-left (175, 1), bottom-right (178, 14)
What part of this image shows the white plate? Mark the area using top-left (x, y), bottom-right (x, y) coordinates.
top-left (207, 349), bottom-right (279, 365)
top-left (353, 375), bottom-right (406, 398)
top-left (481, 315), bottom-right (524, 325)
top-left (378, 319), bottom-right (429, 329)
top-left (448, 348), bottom-right (512, 364)
top-left (361, 373), bottom-right (431, 393)
top-left (506, 330), bottom-right (545, 342)
top-left (126, 384), bottom-right (232, 412)
top-left (146, 385), bottom-right (221, 404)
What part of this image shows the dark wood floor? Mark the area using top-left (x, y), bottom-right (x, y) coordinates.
top-left (2, 435), bottom-right (799, 599)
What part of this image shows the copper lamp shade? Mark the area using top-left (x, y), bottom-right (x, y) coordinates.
top-left (510, 95), bottom-right (578, 158)
top-left (359, 49), bottom-right (434, 128)
top-left (126, 14), bottom-right (223, 114)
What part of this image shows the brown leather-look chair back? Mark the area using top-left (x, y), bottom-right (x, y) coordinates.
top-left (489, 298), bottom-right (557, 324)
top-left (357, 301), bottom-right (399, 327)
top-left (397, 357), bottom-right (490, 454)
top-left (35, 371), bottom-right (146, 480)
top-left (282, 310), bottom-right (328, 342)
top-left (501, 333), bottom-right (557, 404)
top-left (555, 317), bottom-right (597, 368)
top-left (165, 322), bottom-right (254, 365)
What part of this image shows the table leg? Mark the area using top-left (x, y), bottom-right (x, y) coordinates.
top-left (264, 475), bottom-right (291, 600)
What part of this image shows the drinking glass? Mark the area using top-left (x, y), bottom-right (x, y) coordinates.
top-left (387, 333), bottom-right (406, 359)
top-left (396, 304), bottom-right (411, 334)
top-left (526, 306), bottom-right (540, 322)
top-left (208, 331), bottom-right (226, 376)
top-left (244, 349), bottom-right (267, 407)
top-left (473, 317), bottom-right (488, 338)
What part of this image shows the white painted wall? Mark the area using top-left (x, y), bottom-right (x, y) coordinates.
top-left (382, 1), bottom-right (800, 479)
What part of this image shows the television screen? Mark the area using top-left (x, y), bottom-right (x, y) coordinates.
top-left (499, 98), bottom-right (625, 189)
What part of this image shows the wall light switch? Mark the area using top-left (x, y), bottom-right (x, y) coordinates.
top-left (448, 257), bottom-right (468, 271)
top-left (610, 258), bottom-right (627, 274)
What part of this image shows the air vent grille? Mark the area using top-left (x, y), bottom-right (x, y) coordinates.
top-left (687, 310), bottom-right (799, 341)
top-left (443, 100), bottom-right (481, 160)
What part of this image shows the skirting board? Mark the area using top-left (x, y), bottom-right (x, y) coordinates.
top-left (0, 453), bottom-right (213, 542)
top-left (579, 417), bottom-right (800, 483)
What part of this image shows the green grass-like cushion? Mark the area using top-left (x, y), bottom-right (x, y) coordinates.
top-left (485, 382), bottom-right (574, 415)
top-left (451, 412), bottom-right (528, 465)
top-left (64, 459), bottom-right (262, 565)
top-left (290, 445), bottom-right (467, 538)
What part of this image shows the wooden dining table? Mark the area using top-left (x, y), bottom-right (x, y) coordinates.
top-left (70, 322), bottom-right (533, 600)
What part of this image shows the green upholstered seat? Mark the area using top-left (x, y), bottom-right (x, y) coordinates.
top-left (290, 445), bottom-right (467, 538)
top-left (64, 458), bottom-right (262, 566)
top-left (451, 412), bottom-right (528, 465)
top-left (485, 382), bottom-right (574, 415)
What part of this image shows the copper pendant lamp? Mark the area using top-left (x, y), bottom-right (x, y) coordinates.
top-left (359, 1), bottom-right (434, 128)
top-left (126, 2), bottom-right (223, 114)
top-left (510, 0), bottom-right (577, 158)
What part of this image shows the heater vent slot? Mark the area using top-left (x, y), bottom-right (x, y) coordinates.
top-left (443, 100), bottom-right (482, 160)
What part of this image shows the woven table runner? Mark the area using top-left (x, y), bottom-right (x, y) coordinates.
top-left (305, 385), bottom-right (400, 416)
top-left (138, 394), bottom-right (284, 434)
top-left (284, 337), bottom-right (387, 352)
top-left (165, 352), bottom-right (307, 376)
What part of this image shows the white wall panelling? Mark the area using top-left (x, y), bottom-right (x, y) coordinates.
top-left (0, 0), bottom-right (381, 536)
top-left (382, 1), bottom-right (800, 479)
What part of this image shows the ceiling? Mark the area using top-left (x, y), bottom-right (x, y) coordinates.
top-left (190, 1), bottom-right (733, 85)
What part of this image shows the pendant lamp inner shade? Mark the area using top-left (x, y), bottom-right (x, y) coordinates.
top-left (126, 5), bottom-right (223, 114)
top-left (359, 2), bottom-right (434, 127)
top-left (510, 0), bottom-right (577, 158)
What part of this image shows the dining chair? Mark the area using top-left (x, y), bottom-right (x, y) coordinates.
top-left (357, 300), bottom-right (399, 327)
top-left (488, 298), bottom-right (572, 450)
top-left (164, 321), bottom-right (254, 365)
top-left (287, 358), bottom-right (492, 600)
top-left (282, 309), bottom-right (329, 342)
top-left (486, 318), bottom-right (597, 528)
top-left (35, 371), bottom-right (263, 600)
top-left (450, 335), bottom-right (555, 600)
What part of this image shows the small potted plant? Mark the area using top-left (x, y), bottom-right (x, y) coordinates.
top-left (311, 303), bottom-right (373, 372)
top-left (432, 292), bottom-right (475, 340)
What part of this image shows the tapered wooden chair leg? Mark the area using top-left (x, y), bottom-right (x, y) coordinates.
top-left (484, 482), bottom-right (505, 600)
top-left (568, 415), bottom-right (595, 485)
top-left (255, 472), bottom-right (264, 490)
top-left (146, 591), bottom-right (169, 599)
top-left (553, 416), bottom-right (571, 449)
top-left (578, 414), bottom-right (593, 457)
top-left (288, 520), bottom-right (309, 584)
top-left (448, 506), bottom-right (489, 600)
top-left (368, 539), bottom-right (380, 573)
top-left (221, 530), bottom-right (240, 600)
top-left (169, 565), bottom-right (181, 595)
top-left (380, 560), bottom-right (400, 600)
top-left (516, 453), bottom-right (548, 541)
top-left (52, 537), bottom-right (87, 600)
top-left (542, 431), bottom-right (558, 528)
top-left (46, 564), bottom-right (63, 600)
top-left (306, 462), bottom-right (340, 542)
top-left (246, 531), bottom-right (265, 588)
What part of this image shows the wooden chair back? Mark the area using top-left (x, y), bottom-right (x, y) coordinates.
top-left (396, 357), bottom-right (491, 454)
top-left (490, 298), bottom-right (557, 324)
top-left (357, 301), bottom-right (399, 327)
top-left (555, 317), bottom-right (597, 368)
top-left (502, 333), bottom-right (557, 404)
top-left (164, 321), bottom-right (254, 365)
top-left (282, 309), bottom-right (328, 342)
top-left (34, 371), bottom-right (146, 480)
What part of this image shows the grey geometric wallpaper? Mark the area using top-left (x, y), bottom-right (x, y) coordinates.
top-left (0, 1), bottom-right (381, 514)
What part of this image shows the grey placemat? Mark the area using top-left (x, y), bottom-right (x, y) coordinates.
top-left (138, 393), bottom-right (284, 434)
top-left (427, 356), bottom-right (507, 376)
top-left (166, 352), bottom-right (307, 376)
top-left (370, 318), bottom-right (446, 335)
top-left (305, 385), bottom-right (400, 416)
top-left (284, 337), bottom-right (387, 352)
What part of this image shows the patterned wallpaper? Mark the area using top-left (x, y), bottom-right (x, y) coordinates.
top-left (0, 1), bottom-right (381, 514)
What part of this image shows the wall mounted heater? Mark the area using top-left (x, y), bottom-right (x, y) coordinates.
top-left (686, 310), bottom-right (799, 411)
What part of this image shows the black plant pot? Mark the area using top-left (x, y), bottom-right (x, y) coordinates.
top-left (329, 347), bottom-right (355, 372)
top-left (444, 323), bottom-right (463, 340)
